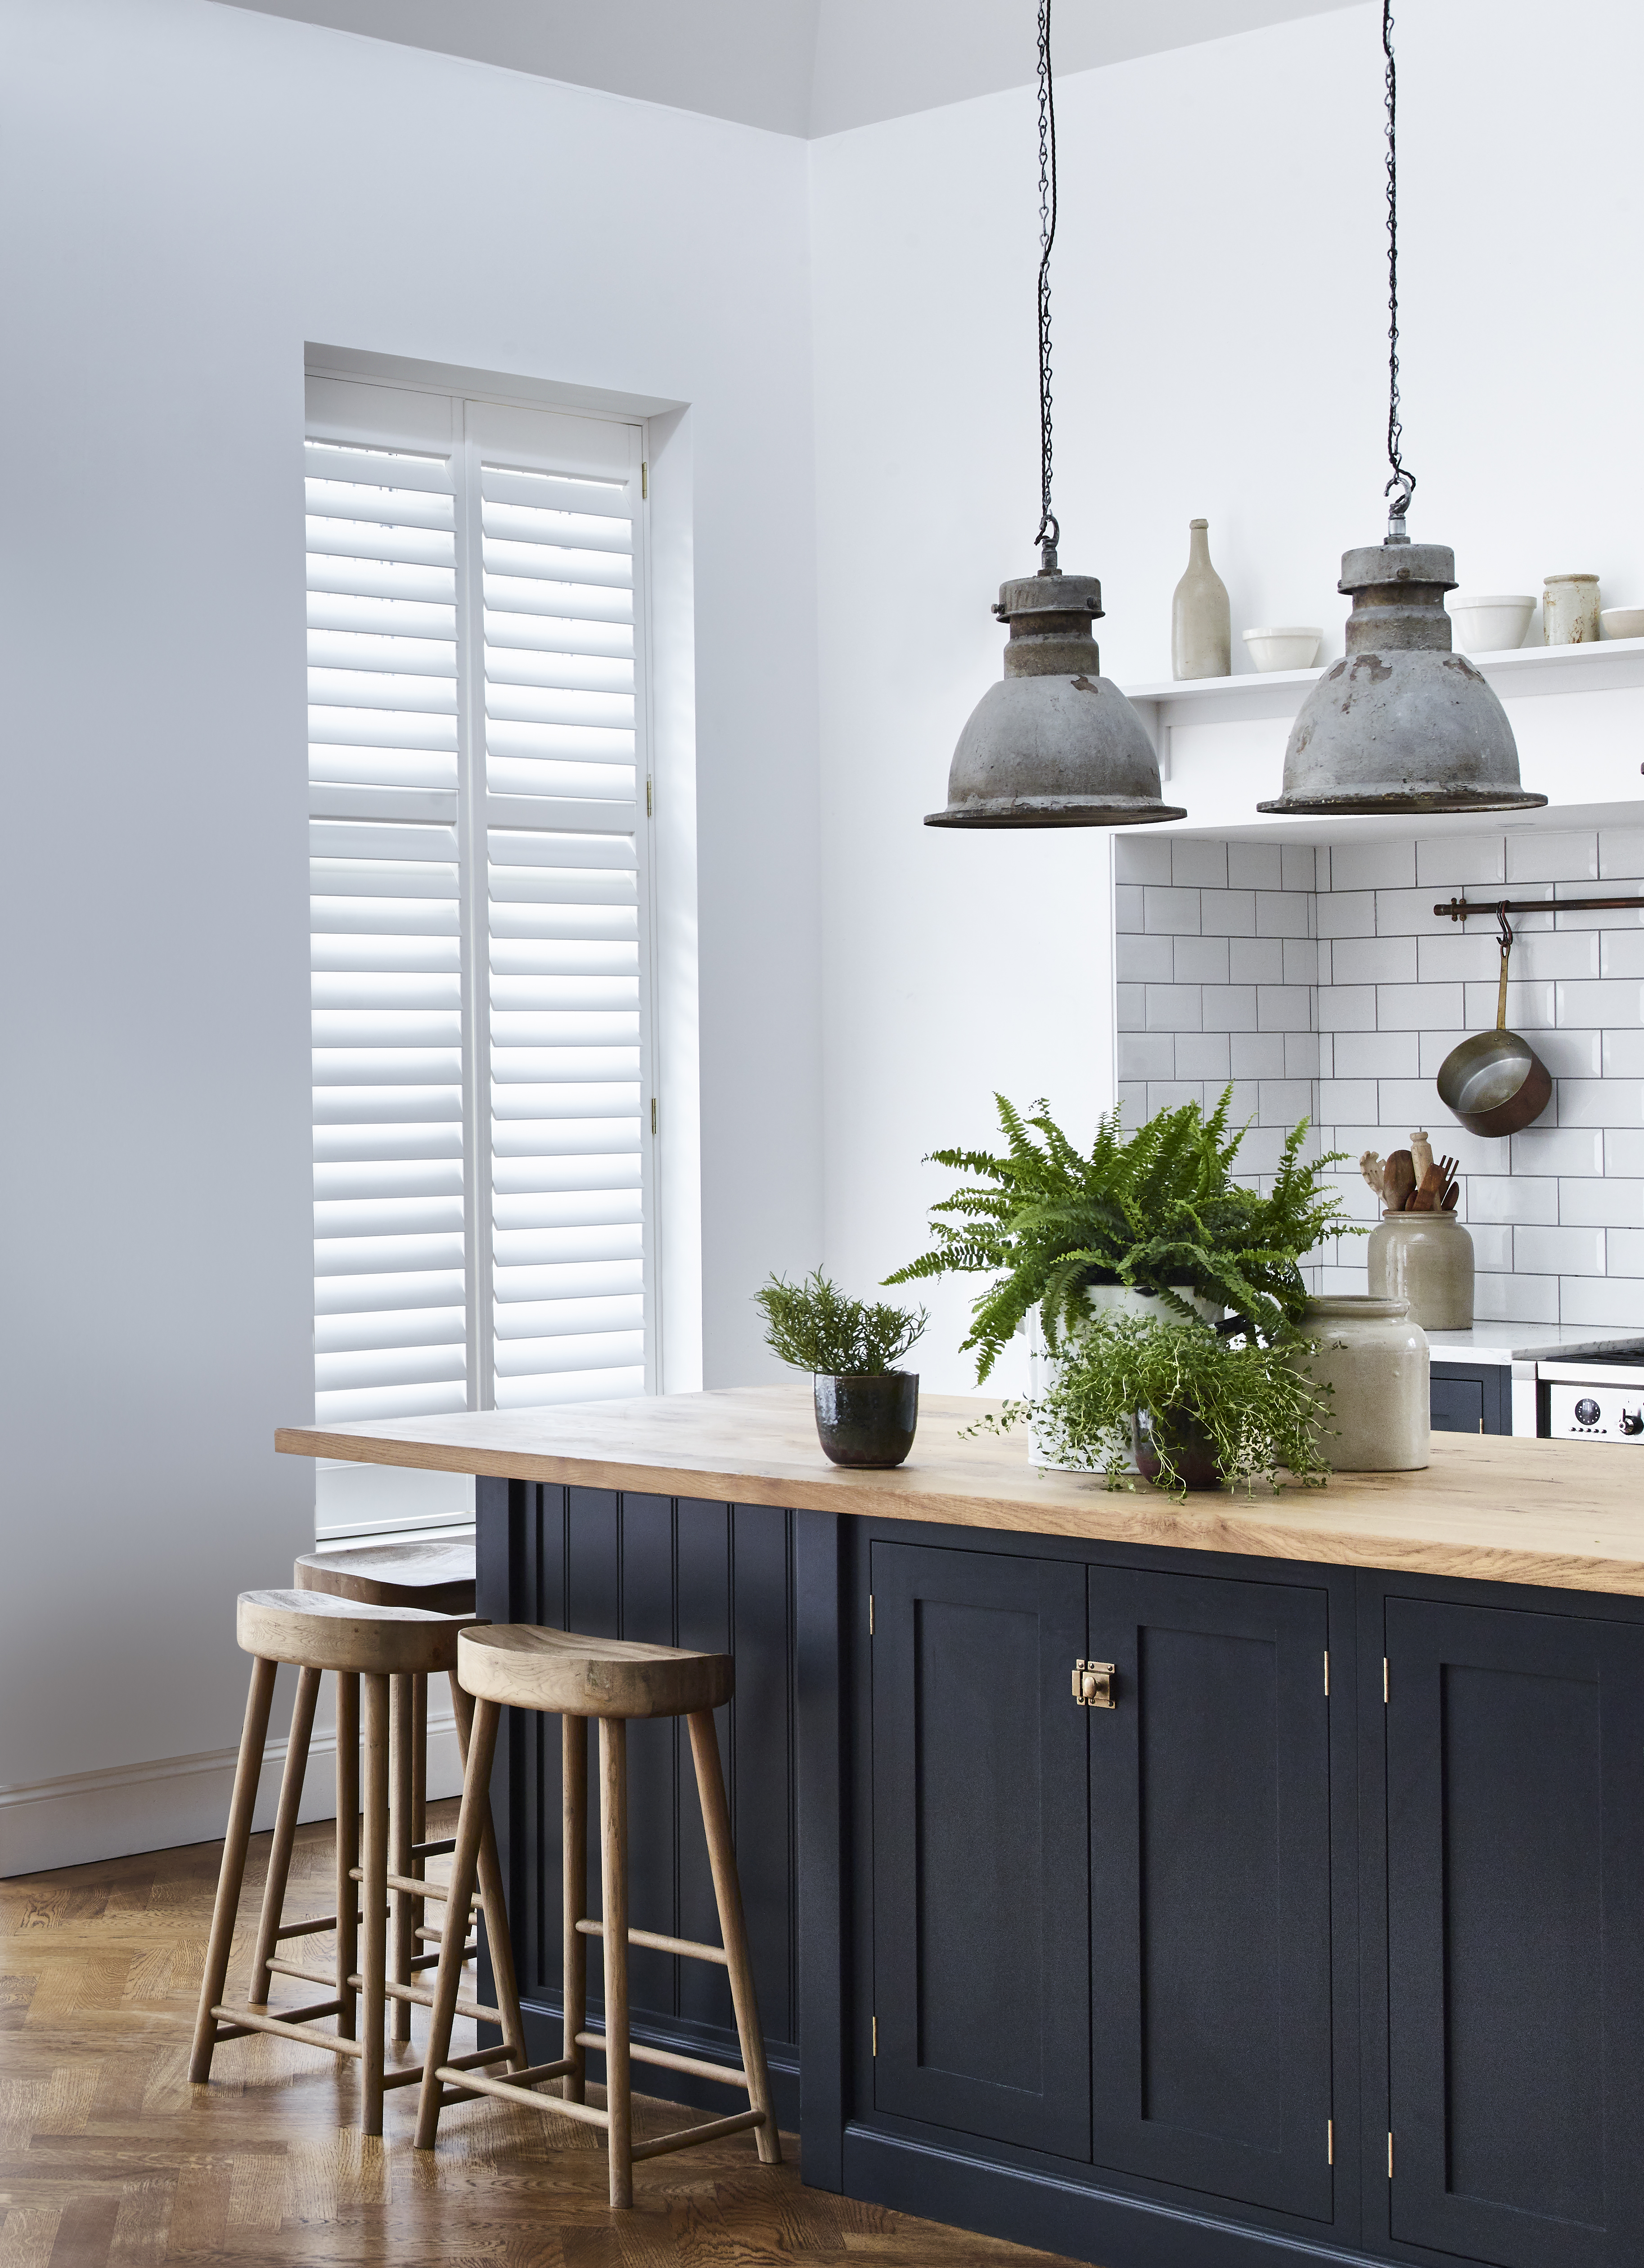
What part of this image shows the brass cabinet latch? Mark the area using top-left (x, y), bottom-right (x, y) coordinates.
top-left (1072, 1659), bottom-right (1116, 1708)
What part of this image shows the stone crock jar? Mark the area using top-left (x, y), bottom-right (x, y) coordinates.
top-left (1297, 1296), bottom-right (1429, 1472)
top-left (1368, 1209), bottom-right (1474, 1331)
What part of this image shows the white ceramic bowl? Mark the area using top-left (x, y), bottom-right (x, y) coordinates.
top-left (1447, 594), bottom-right (1534, 653)
top-left (1601, 606), bottom-right (1644, 641)
top-left (1241, 626), bottom-right (1321, 672)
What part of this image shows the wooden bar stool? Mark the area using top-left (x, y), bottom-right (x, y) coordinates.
top-left (189, 1588), bottom-right (525, 2134)
top-left (415, 1625), bottom-right (781, 2207)
top-left (294, 1540), bottom-right (477, 2041)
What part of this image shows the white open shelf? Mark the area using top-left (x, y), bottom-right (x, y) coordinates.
top-left (1121, 636), bottom-right (1644, 844)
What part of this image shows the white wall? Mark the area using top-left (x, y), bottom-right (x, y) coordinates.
top-left (0, 0), bottom-right (820, 1869)
top-left (809, 0), bottom-right (1644, 1391)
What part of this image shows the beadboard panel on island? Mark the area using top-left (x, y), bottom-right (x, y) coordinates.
top-left (1115, 828), bottom-right (1644, 1328)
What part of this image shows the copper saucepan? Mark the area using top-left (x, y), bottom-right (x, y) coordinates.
top-left (1435, 905), bottom-right (1552, 1138)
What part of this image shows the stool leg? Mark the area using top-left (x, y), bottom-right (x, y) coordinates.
top-left (562, 1714), bottom-right (587, 2104)
top-left (412, 1673), bottom-right (428, 1847)
top-left (687, 1709), bottom-right (781, 2164)
top-left (248, 1665), bottom-right (320, 2004)
top-left (415, 1694), bottom-right (501, 2149)
top-left (599, 1716), bottom-right (632, 2210)
top-left (448, 1677), bottom-right (528, 2072)
top-left (189, 1654), bottom-right (278, 2083)
top-left (390, 1674), bottom-right (414, 2046)
top-left (360, 1672), bottom-right (389, 2135)
top-left (334, 1672), bottom-right (360, 2041)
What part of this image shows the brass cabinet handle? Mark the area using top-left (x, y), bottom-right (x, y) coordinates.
top-left (1072, 1659), bottom-right (1116, 1709)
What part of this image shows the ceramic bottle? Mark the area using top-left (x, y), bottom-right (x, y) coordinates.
top-left (1172, 518), bottom-right (1231, 680)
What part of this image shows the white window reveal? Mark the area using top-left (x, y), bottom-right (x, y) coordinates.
top-left (304, 374), bottom-right (654, 1537)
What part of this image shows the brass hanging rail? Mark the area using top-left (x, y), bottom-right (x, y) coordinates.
top-left (1434, 894), bottom-right (1644, 922)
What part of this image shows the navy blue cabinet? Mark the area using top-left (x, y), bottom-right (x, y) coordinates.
top-left (1430, 1359), bottom-right (1512, 1435)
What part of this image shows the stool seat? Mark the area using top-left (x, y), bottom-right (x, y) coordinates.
top-left (458, 1625), bottom-right (733, 1719)
top-left (295, 1540), bottom-right (476, 1616)
top-left (238, 1588), bottom-right (471, 1677)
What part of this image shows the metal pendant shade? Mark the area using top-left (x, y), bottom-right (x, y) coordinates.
top-left (1256, 543), bottom-right (1546, 816)
top-left (927, 570), bottom-right (1186, 828)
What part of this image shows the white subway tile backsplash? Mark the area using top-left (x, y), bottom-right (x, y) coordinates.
top-left (1556, 1079), bottom-right (1644, 1127)
top-left (1603, 1131), bottom-right (1644, 1176)
top-left (1531, 1028), bottom-right (1605, 1079)
top-left (1556, 979), bottom-right (1644, 1027)
top-left (1330, 839), bottom-right (1416, 891)
top-left (1148, 1082), bottom-right (1207, 1114)
top-left (1511, 1127), bottom-right (1605, 1175)
top-left (1467, 1176), bottom-right (1558, 1224)
top-left (1316, 941), bottom-right (1333, 986)
top-left (1144, 886), bottom-right (1200, 934)
top-left (1338, 1029), bottom-right (1421, 1077)
top-left (1198, 889), bottom-right (1257, 937)
top-left (1340, 935), bottom-right (1418, 985)
top-left (1552, 882), bottom-right (1644, 933)
top-left (1319, 1079), bottom-right (1377, 1120)
top-left (1418, 1029), bottom-right (1470, 1078)
top-left (1556, 1278), bottom-right (1644, 1328)
top-left (1516, 1224), bottom-right (1606, 1275)
top-left (1441, 1131), bottom-right (1513, 1176)
top-left (1375, 982), bottom-right (1465, 1030)
top-left (1604, 1031), bottom-right (1644, 1077)
top-left (1115, 835), bottom-right (1173, 884)
top-left (1226, 1080), bottom-right (1261, 1125)
top-left (1415, 833), bottom-right (1505, 887)
top-left (1316, 984), bottom-right (1377, 1031)
top-left (1506, 829), bottom-right (1598, 883)
top-left (1258, 1080), bottom-right (1314, 1126)
top-left (1117, 1081), bottom-right (1149, 1121)
top-left (1376, 1080), bottom-right (1446, 1126)
top-left (1599, 828), bottom-right (1644, 880)
top-left (1375, 886), bottom-right (1450, 935)
top-left (1256, 891), bottom-right (1311, 937)
top-left (1116, 984), bottom-right (1146, 1030)
top-left (1601, 932), bottom-right (1644, 978)
top-left (1230, 1031), bottom-right (1287, 1078)
top-left (1605, 1228), bottom-right (1644, 1277)
top-left (1560, 1177), bottom-right (1644, 1226)
top-left (1229, 936), bottom-right (1284, 984)
top-left (1173, 935), bottom-right (1230, 984)
top-left (1280, 844), bottom-right (1317, 894)
top-left (1257, 985), bottom-right (1313, 1031)
top-left (1235, 1126), bottom-right (1288, 1175)
top-left (1116, 932), bottom-right (1175, 982)
top-left (1285, 1031), bottom-right (1320, 1079)
top-left (1145, 985), bottom-right (1204, 1030)
top-left (1417, 930), bottom-right (1500, 983)
top-left (1468, 1223), bottom-right (1513, 1271)
top-left (1316, 891), bottom-right (1377, 938)
top-left (1317, 1263), bottom-right (1369, 1296)
top-left (1464, 979), bottom-right (1555, 1029)
top-left (1472, 1273), bottom-right (1561, 1323)
top-left (1115, 884), bottom-right (1145, 932)
top-left (1202, 985), bottom-right (1260, 1030)
top-left (1118, 1033), bottom-right (1176, 1080)
top-left (1170, 838), bottom-right (1228, 888)
top-left (1175, 1031), bottom-right (1232, 1081)
top-left (1283, 939), bottom-right (1319, 986)
top-left (1227, 842), bottom-right (1281, 890)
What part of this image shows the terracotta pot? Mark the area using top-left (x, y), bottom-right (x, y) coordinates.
top-left (813, 1372), bottom-right (918, 1467)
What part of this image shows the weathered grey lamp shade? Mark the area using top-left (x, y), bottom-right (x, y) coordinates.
top-left (926, 568), bottom-right (1186, 828)
top-left (1256, 542), bottom-right (1547, 815)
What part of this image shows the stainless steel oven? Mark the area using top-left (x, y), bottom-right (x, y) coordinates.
top-left (1513, 1339), bottom-right (1644, 1440)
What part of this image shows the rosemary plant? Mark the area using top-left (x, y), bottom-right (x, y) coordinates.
top-left (756, 1271), bottom-right (927, 1377)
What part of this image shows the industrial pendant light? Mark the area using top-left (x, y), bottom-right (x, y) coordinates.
top-left (1257, 3), bottom-right (1545, 817)
top-left (926, 0), bottom-right (1183, 829)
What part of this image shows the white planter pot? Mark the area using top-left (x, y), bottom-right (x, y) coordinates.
top-left (1026, 1284), bottom-right (1222, 1472)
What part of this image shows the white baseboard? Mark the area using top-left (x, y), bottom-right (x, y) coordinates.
top-left (0, 1714), bottom-right (465, 1880)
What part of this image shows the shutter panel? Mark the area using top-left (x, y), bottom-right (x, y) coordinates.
top-left (471, 405), bottom-right (649, 1410)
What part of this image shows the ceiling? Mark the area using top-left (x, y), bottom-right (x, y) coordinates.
top-left (211, 0), bottom-right (1366, 137)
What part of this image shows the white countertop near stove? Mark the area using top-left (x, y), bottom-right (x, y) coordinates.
top-left (1427, 1325), bottom-right (1644, 1368)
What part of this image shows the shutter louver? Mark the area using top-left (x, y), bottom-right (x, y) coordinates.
top-left (304, 377), bottom-right (653, 1523)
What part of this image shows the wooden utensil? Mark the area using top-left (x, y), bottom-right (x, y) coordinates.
top-left (1408, 1163), bottom-right (1446, 1212)
top-left (1360, 1151), bottom-right (1387, 1202)
top-left (1441, 1184), bottom-right (1459, 1210)
top-left (1382, 1149), bottom-right (1416, 1213)
top-left (1410, 1130), bottom-right (1433, 1187)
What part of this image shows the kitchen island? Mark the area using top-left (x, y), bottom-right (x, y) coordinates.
top-left (278, 1388), bottom-right (1644, 2268)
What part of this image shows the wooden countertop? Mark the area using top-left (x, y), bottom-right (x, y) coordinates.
top-left (278, 1385), bottom-right (1644, 1599)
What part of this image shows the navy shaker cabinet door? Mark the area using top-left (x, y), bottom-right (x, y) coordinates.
top-left (1385, 1599), bottom-right (1644, 2268)
top-left (1086, 1566), bottom-right (1334, 2221)
top-left (869, 1541), bottom-right (1092, 2160)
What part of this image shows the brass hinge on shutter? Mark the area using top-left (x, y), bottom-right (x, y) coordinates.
top-left (646, 775), bottom-right (653, 818)
top-left (650, 1097), bottom-right (657, 1136)
top-left (641, 460), bottom-right (648, 500)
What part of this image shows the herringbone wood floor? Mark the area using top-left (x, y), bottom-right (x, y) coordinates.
top-left (0, 1807), bottom-right (1081, 2268)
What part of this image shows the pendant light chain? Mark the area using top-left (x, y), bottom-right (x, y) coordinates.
top-left (1033, 0), bottom-right (1060, 571)
top-left (1382, 0), bottom-right (1415, 539)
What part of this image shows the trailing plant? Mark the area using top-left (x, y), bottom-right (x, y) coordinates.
top-left (886, 1089), bottom-right (1357, 1381)
top-left (756, 1271), bottom-right (927, 1377)
top-left (974, 1309), bottom-right (1333, 1498)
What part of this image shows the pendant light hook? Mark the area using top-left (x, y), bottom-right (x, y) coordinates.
top-left (1031, 0), bottom-right (1059, 575)
top-left (1382, 0), bottom-right (1416, 544)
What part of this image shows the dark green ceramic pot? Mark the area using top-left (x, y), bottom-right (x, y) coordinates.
top-left (813, 1372), bottom-right (919, 1467)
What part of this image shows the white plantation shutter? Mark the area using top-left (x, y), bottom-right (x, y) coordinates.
top-left (304, 377), bottom-right (653, 1533)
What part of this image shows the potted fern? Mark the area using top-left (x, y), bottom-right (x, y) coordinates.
top-left (887, 1089), bottom-right (1355, 1487)
top-left (756, 1271), bottom-right (928, 1468)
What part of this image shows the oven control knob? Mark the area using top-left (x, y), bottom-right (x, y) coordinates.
top-left (1622, 1409), bottom-right (1644, 1436)
top-left (1575, 1398), bottom-right (1602, 1427)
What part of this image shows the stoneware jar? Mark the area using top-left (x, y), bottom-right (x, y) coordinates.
top-left (1171, 518), bottom-right (1231, 680)
top-left (813, 1372), bottom-right (918, 1467)
top-left (1543, 572), bottom-right (1601, 645)
top-left (1298, 1296), bottom-right (1429, 1472)
top-left (1368, 1209), bottom-right (1474, 1330)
